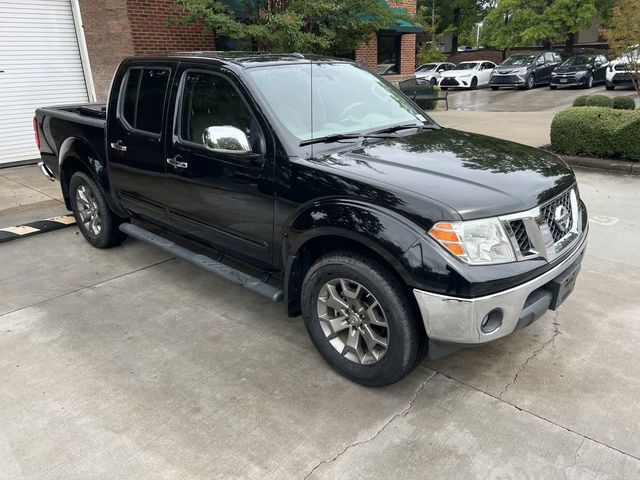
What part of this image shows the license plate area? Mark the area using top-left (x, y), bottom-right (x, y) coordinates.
top-left (560, 78), bottom-right (568, 83)
top-left (547, 259), bottom-right (582, 310)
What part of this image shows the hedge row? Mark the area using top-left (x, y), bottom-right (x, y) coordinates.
top-left (573, 94), bottom-right (636, 110)
top-left (551, 107), bottom-right (640, 161)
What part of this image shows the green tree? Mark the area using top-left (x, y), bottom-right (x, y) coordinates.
top-left (418, 0), bottom-right (484, 52)
top-left (482, 0), bottom-right (600, 54)
top-left (174, 0), bottom-right (416, 55)
top-left (604, 0), bottom-right (640, 96)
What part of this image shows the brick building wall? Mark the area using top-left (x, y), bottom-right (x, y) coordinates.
top-left (355, 0), bottom-right (418, 76)
top-left (126, 0), bottom-right (212, 55)
top-left (79, 0), bottom-right (213, 100)
top-left (79, 0), bottom-right (135, 101)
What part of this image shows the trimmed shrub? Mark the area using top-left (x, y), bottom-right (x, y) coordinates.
top-left (585, 95), bottom-right (614, 108)
top-left (612, 96), bottom-right (636, 110)
top-left (419, 86), bottom-right (442, 110)
top-left (551, 107), bottom-right (640, 161)
top-left (573, 95), bottom-right (590, 107)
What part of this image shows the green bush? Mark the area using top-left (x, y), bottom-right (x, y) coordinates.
top-left (418, 86), bottom-right (442, 110)
top-left (573, 95), bottom-right (590, 107)
top-left (612, 96), bottom-right (636, 110)
top-left (551, 107), bottom-right (640, 161)
top-left (584, 95), bottom-right (614, 108)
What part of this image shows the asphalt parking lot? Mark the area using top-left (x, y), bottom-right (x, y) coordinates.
top-left (1, 157), bottom-right (640, 479)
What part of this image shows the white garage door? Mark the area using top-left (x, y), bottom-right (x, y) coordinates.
top-left (0, 0), bottom-right (92, 165)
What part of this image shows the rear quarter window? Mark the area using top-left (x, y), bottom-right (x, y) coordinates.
top-left (120, 67), bottom-right (170, 135)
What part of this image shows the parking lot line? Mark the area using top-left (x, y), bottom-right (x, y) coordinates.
top-left (0, 214), bottom-right (75, 244)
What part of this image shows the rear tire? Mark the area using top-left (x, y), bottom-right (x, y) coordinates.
top-left (430, 77), bottom-right (437, 85)
top-left (550, 85), bottom-right (557, 90)
top-left (69, 171), bottom-right (127, 248)
top-left (301, 252), bottom-right (423, 387)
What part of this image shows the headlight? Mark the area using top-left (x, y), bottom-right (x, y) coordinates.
top-left (551, 71), bottom-right (557, 77)
top-left (574, 71), bottom-right (586, 77)
top-left (514, 67), bottom-right (528, 75)
top-left (429, 219), bottom-right (516, 265)
top-left (460, 74), bottom-right (471, 78)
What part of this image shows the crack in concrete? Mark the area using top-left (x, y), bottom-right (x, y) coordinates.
top-left (437, 371), bottom-right (640, 464)
top-left (562, 437), bottom-right (586, 480)
top-left (302, 371), bottom-right (437, 480)
top-left (499, 311), bottom-right (561, 398)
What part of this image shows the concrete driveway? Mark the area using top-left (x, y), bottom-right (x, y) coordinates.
top-left (429, 85), bottom-right (638, 147)
top-left (1, 164), bottom-right (640, 479)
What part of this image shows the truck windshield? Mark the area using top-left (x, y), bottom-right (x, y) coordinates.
top-left (246, 62), bottom-right (431, 142)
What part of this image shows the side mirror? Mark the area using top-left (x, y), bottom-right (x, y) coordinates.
top-left (203, 126), bottom-right (251, 154)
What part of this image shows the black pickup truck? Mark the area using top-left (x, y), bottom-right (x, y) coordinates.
top-left (34, 53), bottom-right (588, 386)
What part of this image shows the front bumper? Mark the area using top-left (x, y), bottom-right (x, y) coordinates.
top-left (489, 74), bottom-right (526, 87)
top-left (413, 230), bottom-right (587, 347)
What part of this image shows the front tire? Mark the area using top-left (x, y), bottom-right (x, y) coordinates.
top-left (525, 74), bottom-right (535, 90)
top-left (606, 83), bottom-right (615, 91)
top-left (491, 86), bottom-right (499, 90)
top-left (584, 75), bottom-right (594, 89)
top-left (470, 77), bottom-right (478, 90)
top-left (301, 252), bottom-right (423, 387)
top-left (69, 171), bottom-right (127, 248)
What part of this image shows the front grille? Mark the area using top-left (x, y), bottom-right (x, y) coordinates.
top-left (510, 219), bottom-right (532, 255)
top-left (490, 75), bottom-right (521, 84)
top-left (541, 191), bottom-right (574, 243)
top-left (613, 73), bottom-right (634, 82)
top-left (554, 75), bottom-right (577, 84)
top-left (440, 77), bottom-right (459, 86)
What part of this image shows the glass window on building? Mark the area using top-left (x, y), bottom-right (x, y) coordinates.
top-left (377, 34), bottom-right (401, 75)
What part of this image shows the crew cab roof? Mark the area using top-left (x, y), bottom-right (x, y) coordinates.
top-left (122, 51), bottom-right (353, 68)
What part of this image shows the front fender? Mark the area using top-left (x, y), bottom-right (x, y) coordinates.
top-left (281, 200), bottom-right (434, 316)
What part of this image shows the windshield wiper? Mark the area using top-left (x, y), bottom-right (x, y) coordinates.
top-left (300, 133), bottom-right (363, 146)
top-left (365, 123), bottom-right (439, 137)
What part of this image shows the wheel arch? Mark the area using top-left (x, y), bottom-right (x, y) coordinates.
top-left (58, 137), bottom-right (127, 217)
top-left (282, 201), bottom-right (424, 317)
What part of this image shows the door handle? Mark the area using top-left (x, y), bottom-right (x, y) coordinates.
top-left (167, 155), bottom-right (188, 169)
top-left (110, 140), bottom-right (127, 152)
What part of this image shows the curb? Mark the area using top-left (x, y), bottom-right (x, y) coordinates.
top-left (556, 155), bottom-right (640, 175)
top-left (0, 214), bottom-right (76, 244)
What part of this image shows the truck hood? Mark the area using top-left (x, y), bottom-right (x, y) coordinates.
top-left (320, 128), bottom-right (575, 220)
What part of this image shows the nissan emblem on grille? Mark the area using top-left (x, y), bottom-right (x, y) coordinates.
top-left (554, 205), bottom-right (571, 232)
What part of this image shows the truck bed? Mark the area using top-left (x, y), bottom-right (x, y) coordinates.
top-left (35, 103), bottom-right (108, 179)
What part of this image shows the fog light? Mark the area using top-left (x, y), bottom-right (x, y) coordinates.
top-left (481, 309), bottom-right (503, 334)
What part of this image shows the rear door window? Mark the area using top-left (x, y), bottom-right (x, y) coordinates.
top-left (544, 53), bottom-right (555, 63)
top-left (120, 68), bottom-right (170, 135)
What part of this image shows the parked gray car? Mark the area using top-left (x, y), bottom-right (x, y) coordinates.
top-left (489, 52), bottom-right (563, 90)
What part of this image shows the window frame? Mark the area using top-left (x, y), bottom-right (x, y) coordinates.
top-left (172, 68), bottom-right (261, 155)
top-left (117, 66), bottom-right (171, 138)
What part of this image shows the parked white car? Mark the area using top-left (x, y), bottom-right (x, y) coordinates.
top-left (606, 46), bottom-right (639, 90)
top-left (439, 61), bottom-right (497, 89)
top-left (415, 62), bottom-right (456, 85)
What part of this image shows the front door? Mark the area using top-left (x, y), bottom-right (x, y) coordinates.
top-left (107, 62), bottom-right (176, 225)
top-left (163, 67), bottom-right (275, 267)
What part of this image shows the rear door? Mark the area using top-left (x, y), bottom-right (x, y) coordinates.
top-left (161, 65), bottom-right (276, 267)
top-left (107, 61), bottom-right (177, 224)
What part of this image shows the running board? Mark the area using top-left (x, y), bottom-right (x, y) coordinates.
top-left (119, 223), bottom-right (284, 302)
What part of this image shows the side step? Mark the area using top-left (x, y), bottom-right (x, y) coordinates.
top-left (119, 223), bottom-right (284, 303)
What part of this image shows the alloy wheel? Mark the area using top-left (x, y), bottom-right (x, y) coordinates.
top-left (316, 278), bottom-right (389, 365)
top-left (75, 184), bottom-right (102, 236)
